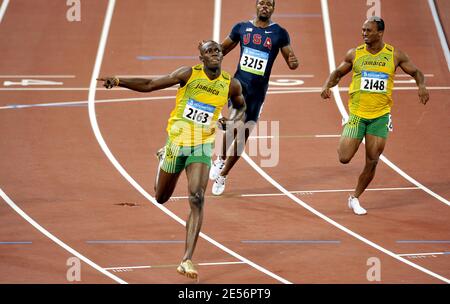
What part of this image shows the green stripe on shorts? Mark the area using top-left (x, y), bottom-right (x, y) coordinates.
top-left (342, 113), bottom-right (391, 139)
top-left (161, 140), bottom-right (182, 173)
top-left (160, 139), bottom-right (212, 174)
top-left (342, 114), bottom-right (362, 139)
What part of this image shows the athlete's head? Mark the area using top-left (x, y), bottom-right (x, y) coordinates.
top-left (362, 16), bottom-right (385, 45)
top-left (198, 40), bottom-right (223, 69)
top-left (256, 0), bottom-right (275, 22)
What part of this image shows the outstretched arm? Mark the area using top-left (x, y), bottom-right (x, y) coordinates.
top-left (396, 49), bottom-right (429, 104)
top-left (281, 45), bottom-right (299, 70)
top-left (97, 66), bottom-right (192, 93)
top-left (218, 78), bottom-right (246, 130)
top-left (320, 48), bottom-right (355, 100)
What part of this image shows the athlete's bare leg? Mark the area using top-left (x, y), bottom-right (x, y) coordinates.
top-left (154, 169), bottom-right (182, 204)
top-left (182, 162), bottom-right (209, 261)
top-left (353, 134), bottom-right (386, 198)
top-left (219, 123), bottom-right (238, 161)
top-left (337, 135), bottom-right (363, 164)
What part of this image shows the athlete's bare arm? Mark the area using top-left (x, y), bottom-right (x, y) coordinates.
top-left (97, 66), bottom-right (192, 92)
top-left (281, 45), bottom-right (299, 70)
top-left (228, 78), bottom-right (246, 118)
top-left (221, 36), bottom-right (239, 56)
top-left (395, 49), bottom-right (429, 105)
top-left (218, 78), bottom-right (246, 130)
top-left (321, 48), bottom-right (355, 99)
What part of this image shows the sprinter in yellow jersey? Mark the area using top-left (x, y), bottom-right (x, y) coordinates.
top-left (321, 17), bottom-right (429, 215)
top-left (98, 41), bottom-right (246, 280)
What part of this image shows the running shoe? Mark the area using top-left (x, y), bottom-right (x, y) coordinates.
top-left (176, 259), bottom-right (198, 281)
top-left (348, 195), bottom-right (367, 215)
top-left (154, 147), bottom-right (165, 191)
top-left (209, 157), bottom-right (225, 180)
top-left (212, 175), bottom-right (227, 196)
top-left (156, 147), bottom-right (165, 162)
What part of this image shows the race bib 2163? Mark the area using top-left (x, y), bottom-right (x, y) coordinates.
top-left (182, 99), bottom-right (216, 126)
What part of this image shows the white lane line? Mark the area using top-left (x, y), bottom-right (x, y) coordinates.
top-left (320, 0), bottom-right (449, 207)
top-left (105, 261), bottom-right (245, 271)
top-left (4, 80), bottom-right (64, 86)
top-left (0, 188), bottom-right (126, 284)
top-left (0, 96), bottom-right (175, 110)
top-left (0, 0), bottom-right (10, 23)
top-left (315, 134), bottom-right (340, 138)
top-left (0, 87), bottom-right (172, 91)
top-left (213, 0), bottom-right (221, 42)
top-left (241, 187), bottom-right (420, 197)
top-left (320, 1), bottom-right (348, 120)
top-left (398, 252), bottom-right (450, 257)
top-left (0, 75), bottom-right (76, 78)
top-left (267, 87), bottom-right (450, 90)
top-left (86, 240), bottom-right (185, 244)
top-left (393, 86), bottom-right (450, 90)
top-left (86, 0), bottom-right (291, 285)
top-left (249, 135), bottom-right (340, 139)
top-left (394, 79), bottom-right (415, 84)
top-left (271, 74), bottom-right (315, 78)
top-left (241, 240), bottom-right (341, 244)
top-left (169, 186), bottom-right (420, 200)
top-left (396, 74), bottom-right (434, 78)
top-left (428, 0), bottom-right (450, 72)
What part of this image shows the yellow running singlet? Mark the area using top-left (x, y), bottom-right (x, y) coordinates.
top-left (166, 64), bottom-right (231, 146)
top-left (348, 43), bottom-right (395, 119)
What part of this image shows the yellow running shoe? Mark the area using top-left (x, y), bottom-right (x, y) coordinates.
top-left (177, 259), bottom-right (198, 280)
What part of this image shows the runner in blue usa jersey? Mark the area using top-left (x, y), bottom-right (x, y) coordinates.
top-left (210, 0), bottom-right (299, 195)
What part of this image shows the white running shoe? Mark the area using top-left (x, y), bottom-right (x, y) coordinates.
top-left (209, 157), bottom-right (226, 180)
top-left (212, 175), bottom-right (227, 196)
top-left (156, 147), bottom-right (165, 162)
top-left (348, 196), bottom-right (367, 215)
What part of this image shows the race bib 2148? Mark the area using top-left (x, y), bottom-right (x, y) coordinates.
top-left (360, 70), bottom-right (388, 93)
